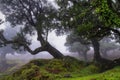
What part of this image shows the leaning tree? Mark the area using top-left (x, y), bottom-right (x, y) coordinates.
top-left (0, 0), bottom-right (64, 59)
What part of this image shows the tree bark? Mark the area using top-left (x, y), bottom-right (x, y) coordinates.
top-left (37, 33), bottom-right (64, 59)
top-left (91, 38), bottom-right (101, 62)
top-left (45, 42), bottom-right (64, 59)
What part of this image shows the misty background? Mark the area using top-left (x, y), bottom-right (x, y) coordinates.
top-left (0, 0), bottom-right (120, 63)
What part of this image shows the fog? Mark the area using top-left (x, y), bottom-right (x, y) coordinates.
top-left (0, 0), bottom-right (120, 66)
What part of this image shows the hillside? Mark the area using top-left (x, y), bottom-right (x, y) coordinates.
top-left (0, 56), bottom-right (120, 80)
top-left (0, 56), bottom-right (99, 80)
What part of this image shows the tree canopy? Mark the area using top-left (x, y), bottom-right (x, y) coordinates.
top-left (56, 0), bottom-right (120, 40)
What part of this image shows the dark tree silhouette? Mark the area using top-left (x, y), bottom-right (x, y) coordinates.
top-left (0, 0), bottom-right (64, 59)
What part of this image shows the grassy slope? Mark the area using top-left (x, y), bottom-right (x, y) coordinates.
top-left (0, 56), bottom-right (99, 80)
top-left (1, 56), bottom-right (120, 80)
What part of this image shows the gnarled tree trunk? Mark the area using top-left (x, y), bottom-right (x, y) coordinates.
top-left (45, 42), bottom-right (64, 59)
top-left (91, 38), bottom-right (101, 62)
top-left (37, 33), bottom-right (64, 59)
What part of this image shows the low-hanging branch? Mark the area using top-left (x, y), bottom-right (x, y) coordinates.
top-left (4, 40), bottom-right (46, 55)
top-left (0, 32), bottom-right (45, 55)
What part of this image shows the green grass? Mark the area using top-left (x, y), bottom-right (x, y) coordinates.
top-left (1, 56), bottom-right (120, 80)
top-left (60, 66), bottom-right (120, 80)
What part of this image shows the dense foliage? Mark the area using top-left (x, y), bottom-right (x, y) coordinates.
top-left (56, 0), bottom-right (120, 39)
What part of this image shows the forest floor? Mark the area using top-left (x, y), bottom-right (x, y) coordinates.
top-left (0, 56), bottom-right (120, 80)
